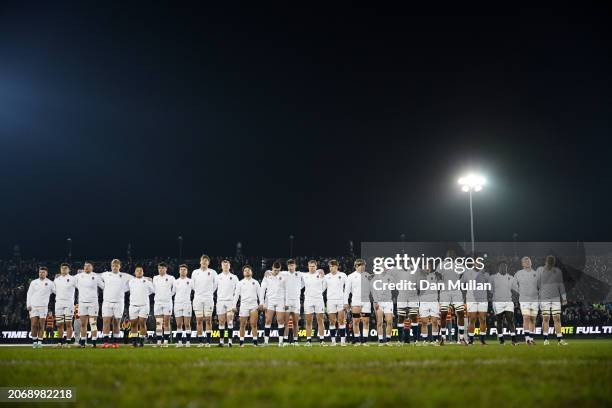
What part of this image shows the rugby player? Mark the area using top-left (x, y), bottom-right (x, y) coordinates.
top-left (173, 264), bottom-right (193, 347)
top-left (462, 261), bottom-right (490, 345)
top-left (396, 265), bottom-right (419, 345)
top-left (515, 256), bottom-right (539, 345)
top-left (233, 265), bottom-right (262, 347)
top-left (372, 267), bottom-right (395, 346)
top-left (417, 262), bottom-right (441, 345)
top-left (153, 262), bottom-right (175, 347)
top-left (100, 259), bottom-right (131, 348)
top-left (127, 265), bottom-right (154, 347)
top-left (191, 255), bottom-right (218, 347)
top-left (75, 261), bottom-right (104, 347)
top-left (302, 260), bottom-right (327, 346)
top-left (26, 266), bottom-right (54, 348)
top-left (281, 259), bottom-right (304, 345)
top-left (538, 255), bottom-right (568, 346)
top-left (217, 259), bottom-right (238, 347)
top-left (53, 263), bottom-right (77, 347)
top-left (490, 261), bottom-right (518, 345)
top-left (260, 261), bottom-right (287, 346)
top-left (344, 259), bottom-right (372, 346)
top-left (437, 250), bottom-right (467, 345)
top-left (324, 259), bottom-right (347, 346)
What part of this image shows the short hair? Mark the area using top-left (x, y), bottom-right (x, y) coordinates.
top-left (134, 264), bottom-right (144, 270)
top-left (272, 261), bottom-right (281, 269)
top-left (328, 259), bottom-right (338, 267)
top-left (242, 265), bottom-right (252, 272)
top-left (200, 254), bottom-right (210, 261)
top-left (60, 263), bottom-right (70, 268)
top-left (307, 260), bottom-right (317, 266)
top-left (221, 259), bottom-right (230, 264)
top-left (84, 261), bottom-right (93, 266)
top-left (158, 262), bottom-right (167, 268)
top-left (39, 266), bottom-right (48, 272)
top-left (179, 264), bottom-right (188, 269)
top-left (354, 259), bottom-right (365, 267)
top-left (111, 259), bottom-right (121, 265)
top-left (521, 256), bottom-right (531, 263)
top-left (287, 259), bottom-right (296, 265)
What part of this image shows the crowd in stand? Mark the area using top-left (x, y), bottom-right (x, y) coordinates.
top-left (1, 254), bottom-right (611, 334)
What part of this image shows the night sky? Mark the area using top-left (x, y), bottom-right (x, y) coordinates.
top-left (1, 4), bottom-right (610, 259)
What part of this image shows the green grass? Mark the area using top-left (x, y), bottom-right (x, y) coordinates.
top-left (0, 340), bottom-right (611, 407)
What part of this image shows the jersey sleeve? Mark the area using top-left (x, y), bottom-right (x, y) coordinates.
top-left (26, 281), bottom-right (34, 308)
top-left (233, 282), bottom-right (241, 308)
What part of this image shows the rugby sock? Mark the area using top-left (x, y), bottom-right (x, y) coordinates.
top-left (524, 331), bottom-right (531, 342)
top-left (79, 338), bottom-right (86, 346)
top-left (139, 335), bottom-right (145, 346)
top-left (219, 325), bottom-right (225, 345)
top-left (543, 333), bottom-right (549, 341)
top-left (398, 325), bottom-right (404, 342)
top-left (557, 334), bottom-right (563, 343)
top-left (198, 335), bottom-right (205, 344)
top-left (468, 333), bottom-right (474, 344)
top-left (458, 325), bottom-right (465, 340)
top-left (264, 325), bottom-right (271, 344)
top-left (352, 330), bottom-right (359, 344)
top-left (32, 336), bottom-right (37, 345)
top-left (433, 331), bottom-right (439, 342)
top-left (60, 336), bottom-right (66, 345)
top-left (479, 333), bottom-right (486, 344)
top-left (511, 332), bottom-right (516, 343)
top-left (163, 333), bottom-right (170, 344)
top-left (378, 334), bottom-right (384, 344)
top-left (411, 323), bottom-right (419, 340)
top-left (240, 337), bottom-right (245, 346)
top-left (288, 329), bottom-right (294, 344)
top-left (227, 324), bottom-right (234, 345)
top-left (206, 330), bottom-right (212, 344)
top-left (306, 336), bottom-right (312, 344)
top-left (319, 335), bottom-right (324, 344)
top-left (278, 325), bottom-right (284, 345)
top-left (330, 326), bottom-right (337, 342)
top-left (176, 330), bottom-right (183, 344)
top-left (498, 334), bottom-right (504, 344)
top-left (339, 325), bottom-right (346, 344)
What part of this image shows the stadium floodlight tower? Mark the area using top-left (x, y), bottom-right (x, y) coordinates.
top-left (457, 174), bottom-right (485, 254)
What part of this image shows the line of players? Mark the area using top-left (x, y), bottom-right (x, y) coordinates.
top-left (25, 253), bottom-right (568, 348)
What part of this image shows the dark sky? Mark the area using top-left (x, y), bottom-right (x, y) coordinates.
top-left (1, 3), bottom-right (611, 259)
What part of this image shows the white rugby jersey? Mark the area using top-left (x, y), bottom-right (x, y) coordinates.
top-left (153, 274), bottom-right (175, 303)
top-left (260, 273), bottom-right (287, 303)
top-left (191, 268), bottom-right (218, 299)
top-left (396, 267), bottom-right (419, 302)
top-left (100, 271), bottom-right (131, 303)
top-left (302, 271), bottom-right (326, 301)
top-left (461, 269), bottom-right (489, 302)
top-left (344, 271), bottom-right (369, 305)
top-left (128, 277), bottom-right (154, 306)
top-left (514, 268), bottom-right (540, 301)
top-left (217, 272), bottom-right (238, 301)
top-left (371, 269), bottom-right (396, 303)
top-left (233, 277), bottom-right (261, 306)
top-left (280, 271), bottom-right (304, 301)
top-left (324, 271), bottom-right (347, 301)
top-left (537, 266), bottom-right (566, 301)
top-left (26, 278), bottom-right (55, 308)
top-left (53, 274), bottom-right (77, 303)
top-left (174, 277), bottom-right (193, 303)
top-left (437, 262), bottom-right (461, 291)
top-left (418, 270), bottom-right (440, 302)
top-left (75, 272), bottom-right (104, 303)
top-left (490, 273), bottom-right (517, 302)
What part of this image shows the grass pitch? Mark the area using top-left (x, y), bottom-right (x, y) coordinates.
top-left (0, 340), bottom-right (611, 407)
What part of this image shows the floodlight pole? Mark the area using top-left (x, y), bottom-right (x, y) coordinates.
top-left (469, 189), bottom-right (475, 254)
